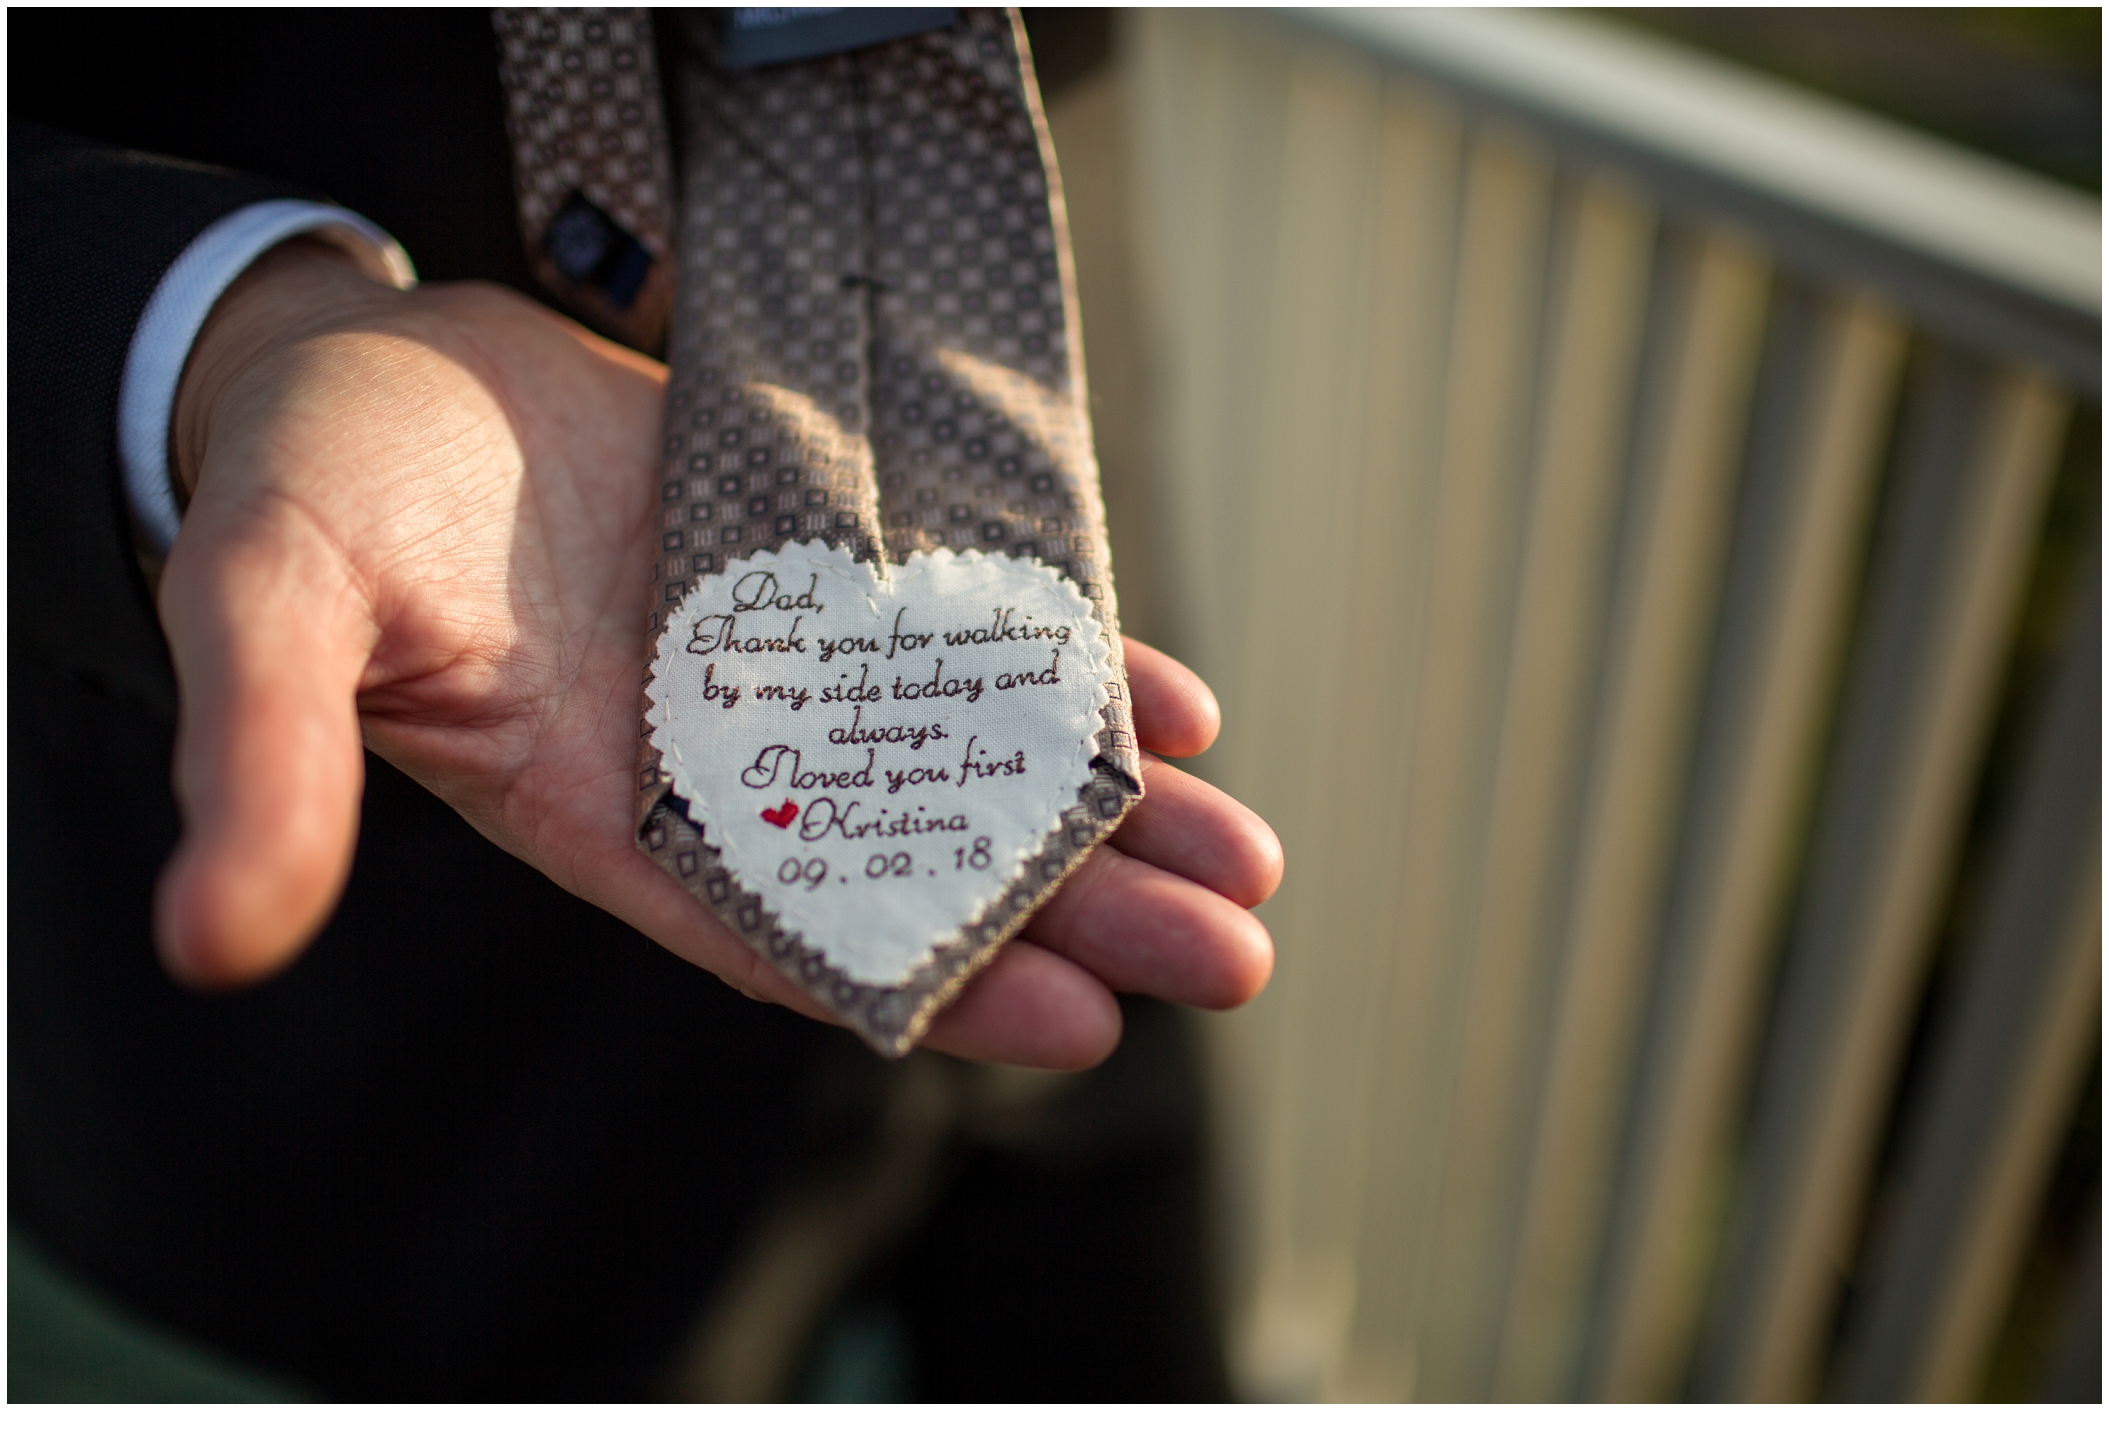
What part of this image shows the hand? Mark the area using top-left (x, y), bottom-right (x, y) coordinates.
top-left (156, 240), bottom-right (1281, 1068)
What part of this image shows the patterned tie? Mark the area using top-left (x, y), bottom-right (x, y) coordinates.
top-left (492, 7), bottom-right (679, 353)
top-left (493, 8), bottom-right (1139, 1055)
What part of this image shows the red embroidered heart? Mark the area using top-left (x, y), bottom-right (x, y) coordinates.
top-left (760, 800), bottom-right (799, 829)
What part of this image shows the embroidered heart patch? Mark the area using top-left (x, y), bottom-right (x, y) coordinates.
top-left (646, 540), bottom-right (1116, 988)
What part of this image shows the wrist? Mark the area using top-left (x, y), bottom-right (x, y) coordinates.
top-left (170, 238), bottom-right (399, 505)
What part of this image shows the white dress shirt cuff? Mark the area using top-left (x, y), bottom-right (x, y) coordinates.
top-left (118, 200), bottom-right (418, 554)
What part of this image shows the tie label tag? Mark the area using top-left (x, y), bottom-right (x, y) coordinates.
top-left (712, 8), bottom-right (961, 70)
top-left (647, 540), bottom-right (1114, 987)
top-left (542, 191), bottom-right (654, 311)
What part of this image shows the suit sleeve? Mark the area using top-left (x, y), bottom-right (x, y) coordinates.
top-left (6, 123), bottom-right (326, 717)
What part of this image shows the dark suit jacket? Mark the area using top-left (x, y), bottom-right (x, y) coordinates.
top-left (9, 8), bottom-right (1229, 1403)
top-left (9, 9), bottom-right (828, 1400)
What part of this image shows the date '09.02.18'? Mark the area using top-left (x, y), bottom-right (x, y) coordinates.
top-left (775, 836), bottom-right (994, 892)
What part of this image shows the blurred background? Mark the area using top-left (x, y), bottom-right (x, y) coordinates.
top-left (1028, 5), bottom-right (2100, 1404)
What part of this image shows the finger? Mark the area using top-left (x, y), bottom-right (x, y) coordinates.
top-left (1114, 754), bottom-right (1285, 907)
top-left (154, 508), bottom-right (376, 987)
top-left (1122, 638), bottom-right (1221, 758)
top-left (916, 940), bottom-right (1123, 1070)
top-left (1025, 844), bottom-right (1273, 1010)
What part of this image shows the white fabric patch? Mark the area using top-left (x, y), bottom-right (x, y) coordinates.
top-left (647, 541), bottom-right (1115, 986)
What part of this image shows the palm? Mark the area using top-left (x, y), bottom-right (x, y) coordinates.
top-left (158, 262), bottom-right (1279, 1067)
top-left (309, 285), bottom-right (669, 885)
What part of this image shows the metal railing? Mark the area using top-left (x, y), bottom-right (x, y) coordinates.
top-left (1107, 6), bottom-right (2100, 1401)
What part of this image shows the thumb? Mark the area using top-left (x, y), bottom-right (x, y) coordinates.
top-left (154, 510), bottom-right (374, 988)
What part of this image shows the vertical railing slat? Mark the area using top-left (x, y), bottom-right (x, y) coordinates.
top-left (1241, 79), bottom-right (1470, 1402)
top-left (1340, 125), bottom-right (1556, 1401)
top-left (1578, 289), bottom-right (1910, 1401)
top-left (1416, 173), bottom-right (1658, 1402)
top-left (1834, 554), bottom-right (2100, 1401)
top-left (1494, 227), bottom-right (1771, 1399)
top-left (1124, 13), bottom-right (1300, 1396)
top-left (1692, 354), bottom-right (2072, 1401)
top-left (1125, 10), bottom-right (1290, 687)
top-left (1220, 41), bottom-right (1392, 1402)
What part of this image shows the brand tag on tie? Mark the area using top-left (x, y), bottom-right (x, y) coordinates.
top-left (542, 191), bottom-right (654, 309)
top-left (710, 8), bottom-right (960, 69)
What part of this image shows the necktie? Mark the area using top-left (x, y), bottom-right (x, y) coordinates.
top-left (492, 7), bottom-right (678, 353)
top-left (494, 8), bottom-right (1140, 1055)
